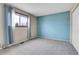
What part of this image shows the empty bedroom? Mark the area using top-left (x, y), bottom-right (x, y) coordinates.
top-left (0, 3), bottom-right (79, 55)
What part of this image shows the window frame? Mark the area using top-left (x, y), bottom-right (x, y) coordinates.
top-left (15, 12), bottom-right (28, 27)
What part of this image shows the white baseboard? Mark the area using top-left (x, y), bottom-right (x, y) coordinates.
top-left (1, 37), bottom-right (38, 49)
top-left (5, 39), bottom-right (29, 48)
top-left (30, 37), bottom-right (38, 40)
top-left (0, 48), bottom-right (3, 49)
top-left (1, 37), bottom-right (69, 49)
top-left (37, 36), bottom-right (69, 42)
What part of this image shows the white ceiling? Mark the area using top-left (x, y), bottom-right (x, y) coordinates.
top-left (8, 3), bottom-right (75, 16)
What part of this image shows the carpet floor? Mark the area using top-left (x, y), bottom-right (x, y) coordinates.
top-left (0, 38), bottom-right (78, 55)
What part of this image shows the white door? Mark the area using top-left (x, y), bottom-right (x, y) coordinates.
top-left (71, 5), bottom-right (79, 54)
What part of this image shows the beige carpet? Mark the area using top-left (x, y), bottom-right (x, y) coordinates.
top-left (0, 38), bottom-right (78, 55)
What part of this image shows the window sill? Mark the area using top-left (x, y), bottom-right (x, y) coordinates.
top-left (15, 26), bottom-right (28, 27)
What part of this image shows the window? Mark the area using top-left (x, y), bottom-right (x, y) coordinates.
top-left (12, 12), bottom-right (28, 27)
top-left (20, 15), bottom-right (28, 26)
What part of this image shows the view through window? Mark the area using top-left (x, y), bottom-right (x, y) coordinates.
top-left (12, 11), bottom-right (28, 27)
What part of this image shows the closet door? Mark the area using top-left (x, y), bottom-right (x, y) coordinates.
top-left (72, 5), bottom-right (79, 54)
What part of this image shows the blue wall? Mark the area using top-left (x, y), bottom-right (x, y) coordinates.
top-left (37, 11), bottom-right (70, 41)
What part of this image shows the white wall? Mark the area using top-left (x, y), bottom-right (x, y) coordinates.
top-left (0, 4), bottom-right (5, 48)
top-left (71, 4), bottom-right (79, 54)
top-left (13, 27), bottom-right (28, 43)
top-left (0, 4), bottom-right (37, 48)
top-left (14, 8), bottom-right (37, 39)
top-left (13, 16), bottom-right (37, 44)
top-left (30, 15), bottom-right (37, 39)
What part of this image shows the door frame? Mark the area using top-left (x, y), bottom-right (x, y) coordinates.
top-left (70, 3), bottom-right (79, 43)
